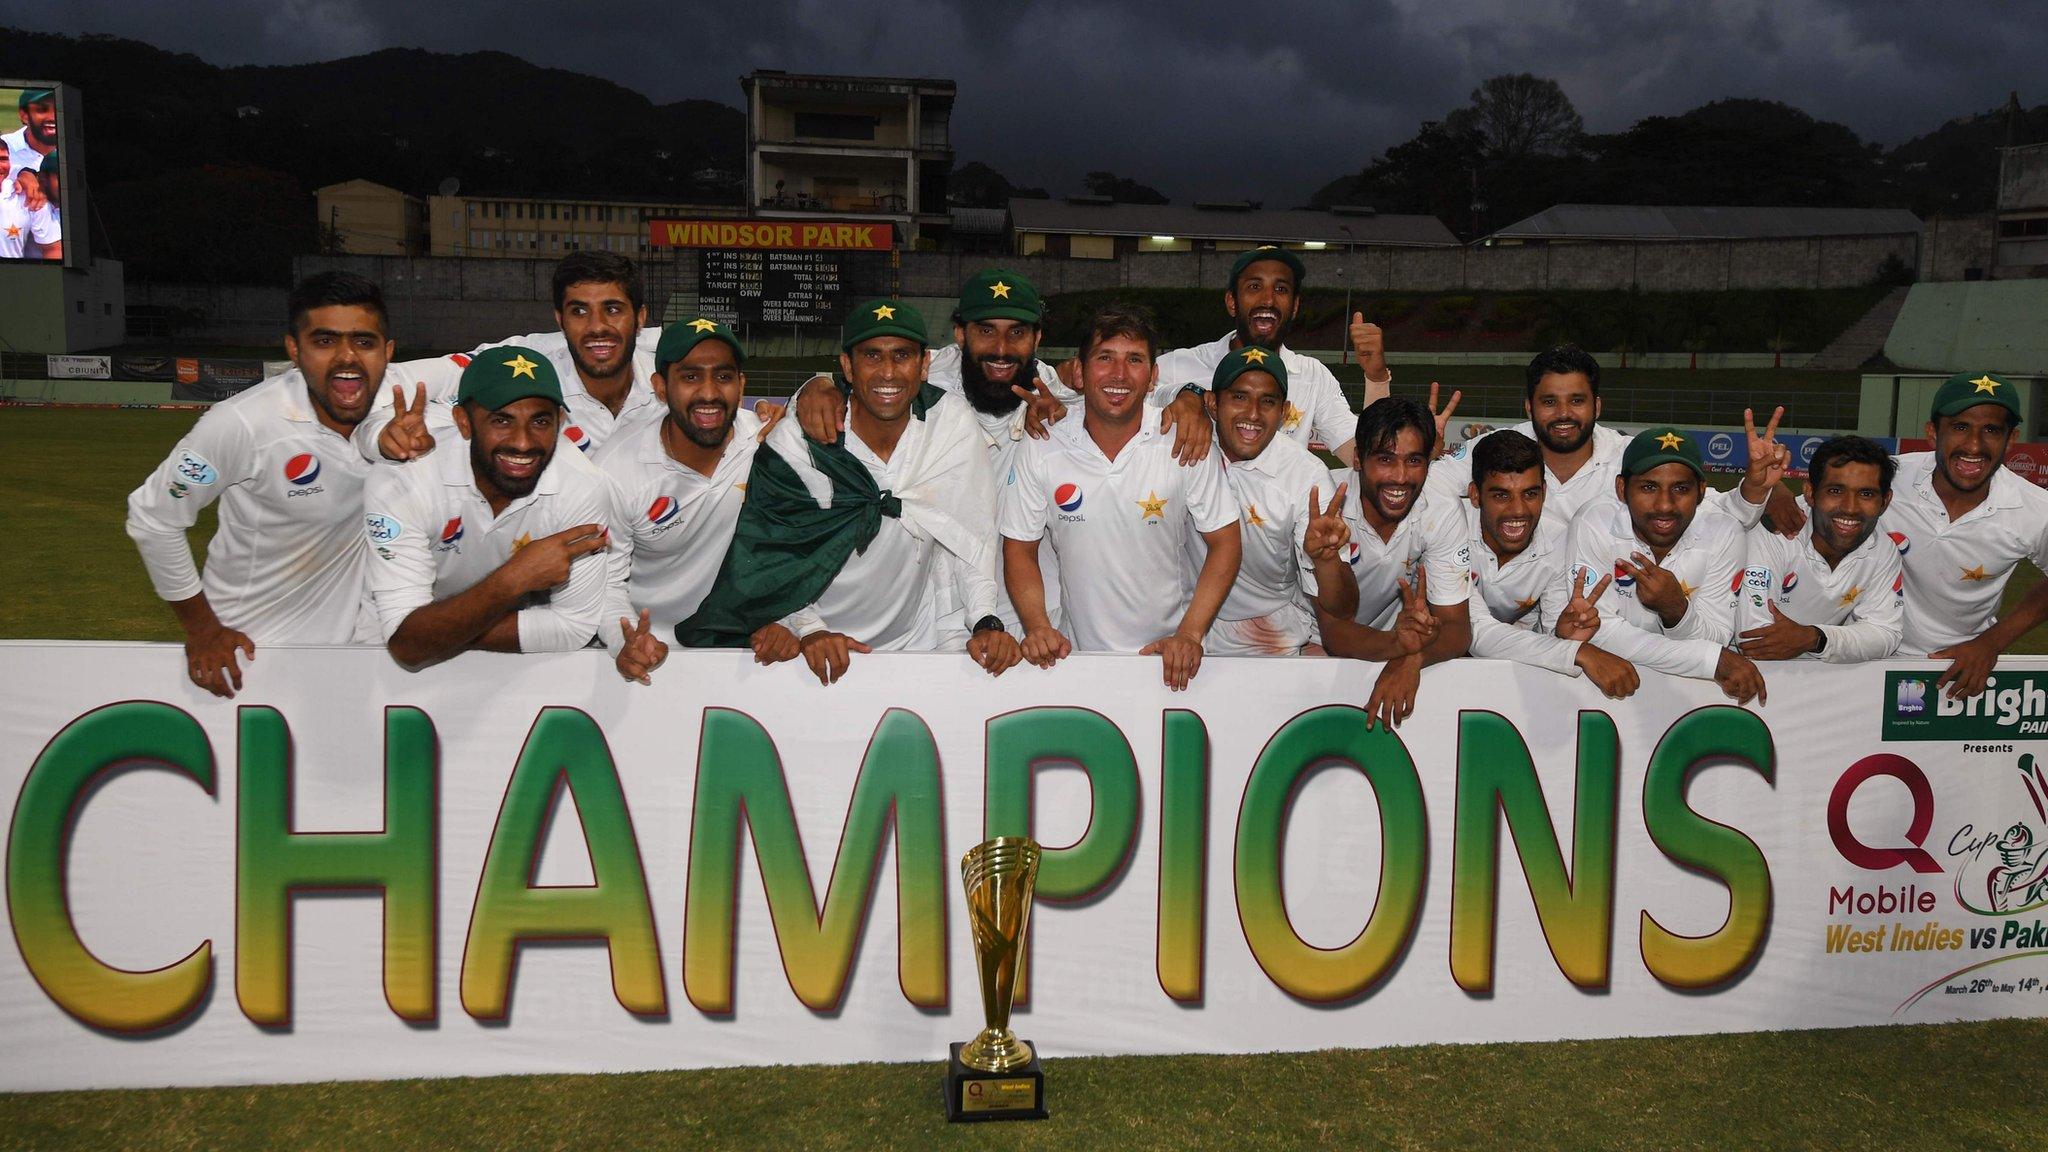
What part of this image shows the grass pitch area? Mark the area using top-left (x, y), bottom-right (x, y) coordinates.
top-left (2, 403), bottom-right (2044, 1147)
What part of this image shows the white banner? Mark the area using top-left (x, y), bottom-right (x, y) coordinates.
top-left (44, 354), bottom-right (111, 380)
top-left (3, 642), bottom-right (2046, 1092)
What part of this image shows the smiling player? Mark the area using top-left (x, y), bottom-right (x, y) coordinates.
top-left (126, 273), bottom-right (394, 696)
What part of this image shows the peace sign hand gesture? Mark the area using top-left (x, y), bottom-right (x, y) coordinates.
top-left (1426, 381), bottom-right (1463, 460)
top-left (1740, 406), bottom-right (1789, 494)
top-left (1555, 566), bottom-right (1611, 641)
top-left (1621, 551), bottom-right (1688, 626)
top-left (1014, 374), bottom-right (1069, 440)
top-left (1391, 568), bottom-right (1439, 656)
top-left (614, 609), bottom-right (670, 685)
top-left (378, 382), bottom-right (437, 461)
top-left (1302, 484), bottom-right (1351, 562)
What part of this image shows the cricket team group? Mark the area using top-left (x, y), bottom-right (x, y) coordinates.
top-left (125, 247), bottom-right (2048, 725)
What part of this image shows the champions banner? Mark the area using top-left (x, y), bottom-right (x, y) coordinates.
top-left (3, 643), bottom-right (2046, 1093)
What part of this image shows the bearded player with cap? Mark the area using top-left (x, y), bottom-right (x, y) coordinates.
top-left (1561, 426), bottom-right (1767, 704)
top-left (593, 317), bottom-right (764, 684)
top-left (127, 272), bottom-right (394, 697)
top-left (3, 87), bottom-right (54, 208)
top-left (676, 300), bottom-right (1018, 686)
top-left (1199, 345), bottom-right (1358, 655)
top-left (364, 346), bottom-right (619, 668)
top-left (1880, 372), bottom-right (2048, 699)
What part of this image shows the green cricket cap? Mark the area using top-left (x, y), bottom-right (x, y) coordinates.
top-left (1930, 371), bottom-right (2023, 424)
top-left (1211, 344), bottom-right (1289, 393)
top-left (1621, 426), bottom-right (1705, 479)
top-left (1228, 245), bottom-right (1306, 292)
top-left (456, 345), bottom-right (564, 410)
top-left (841, 299), bottom-right (929, 351)
top-left (17, 88), bottom-right (53, 110)
top-left (655, 317), bottom-right (744, 373)
top-left (957, 268), bottom-right (1044, 324)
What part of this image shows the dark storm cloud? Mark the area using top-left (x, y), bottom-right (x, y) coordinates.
top-left (5, 0), bottom-right (2042, 203)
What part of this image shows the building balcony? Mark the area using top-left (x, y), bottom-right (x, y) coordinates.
top-left (758, 192), bottom-right (911, 215)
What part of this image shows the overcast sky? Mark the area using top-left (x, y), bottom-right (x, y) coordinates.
top-left (10, 0), bottom-right (2046, 204)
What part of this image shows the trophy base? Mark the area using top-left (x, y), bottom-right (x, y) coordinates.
top-left (945, 1042), bottom-right (1048, 1122)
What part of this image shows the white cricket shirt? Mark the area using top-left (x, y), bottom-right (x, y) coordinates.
top-left (1156, 333), bottom-right (1356, 452)
top-left (1334, 473), bottom-right (1472, 628)
top-left (362, 435), bottom-right (618, 652)
top-left (1881, 452), bottom-right (2048, 656)
top-left (1563, 500), bottom-right (1746, 680)
top-left (125, 374), bottom-right (374, 644)
top-left (1740, 512), bottom-right (1903, 662)
top-left (999, 419), bottom-right (1239, 652)
top-left (1468, 515), bottom-right (1584, 676)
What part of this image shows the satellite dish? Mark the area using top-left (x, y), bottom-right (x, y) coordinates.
top-left (438, 176), bottom-right (461, 196)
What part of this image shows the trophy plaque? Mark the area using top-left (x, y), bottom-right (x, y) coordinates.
top-left (944, 836), bottom-right (1048, 1122)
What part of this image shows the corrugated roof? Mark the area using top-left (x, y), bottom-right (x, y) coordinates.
top-left (1007, 199), bottom-right (1457, 247)
top-left (948, 207), bottom-right (1008, 234)
top-left (1488, 204), bottom-right (1923, 241)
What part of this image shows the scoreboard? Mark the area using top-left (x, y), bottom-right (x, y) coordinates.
top-left (697, 250), bottom-right (850, 327)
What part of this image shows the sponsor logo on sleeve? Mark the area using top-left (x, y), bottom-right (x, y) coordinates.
top-left (175, 450), bottom-right (218, 486)
top-left (364, 513), bottom-right (403, 544)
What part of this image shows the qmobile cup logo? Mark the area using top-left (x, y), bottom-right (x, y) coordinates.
top-left (1828, 754), bottom-right (1943, 874)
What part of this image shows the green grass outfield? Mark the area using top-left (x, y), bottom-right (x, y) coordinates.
top-left (3, 404), bottom-right (2044, 1147)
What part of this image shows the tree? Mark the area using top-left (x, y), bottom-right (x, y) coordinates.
top-left (1082, 171), bottom-right (1169, 204)
top-left (949, 161), bottom-right (1047, 208)
top-left (1446, 74), bottom-right (1584, 161)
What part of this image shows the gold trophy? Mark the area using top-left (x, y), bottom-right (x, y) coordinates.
top-left (945, 836), bottom-right (1048, 1122)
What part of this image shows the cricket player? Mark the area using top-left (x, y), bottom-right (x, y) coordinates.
top-left (126, 272), bottom-right (393, 696)
top-left (364, 346), bottom-right (619, 668)
top-left (1562, 426), bottom-right (1767, 703)
top-left (0, 147), bottom-right (57, 259)
top-left (1000, 303), bottom-right (1242, 690)
top-left (4, 87), bottom-right (54, 207)
top-left (1735, 435), bottom-right (1902, 663)
top-left (1427, 344), bottom-right (1804, 531)
top-left (1316, 397), bottom-right (1473, 728)
top-left (677, 301), bottom-right (1017, 686)
top-left (1152, 246), bottom-right (1392, 460)
top-left (1881, 372), bottom-right (2048, 697)
top-left (1199, 345), bottom-right (1359, 655)
top-left (361, 251), bottom-right (663, 461)
top-left (594, 317), bottom-right (762, 684)
top-left (790, 268), bottom-right (1214, 468)
top-left (1463, 429), bottom-right (1639, 698)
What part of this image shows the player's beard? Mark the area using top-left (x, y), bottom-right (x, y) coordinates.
top-left (31, 117), bottom-right (55, 146)
top-left (305, 368), bottom-right (376, 430)
top-left (669, 401), bottom-right (735, 450)
top-left (960, 352), bottom-right (1033, 417)
top-left (568, 330), bottom-right (636, 386)
top-left (1235, 307), bottom-right (1292, 349)
top-left (1814, 510), bottom-right (1877, 557)
top-left (1532, 417), bottom-right (1592, 455)
top-left (471, 435), bottom-right (551, 501)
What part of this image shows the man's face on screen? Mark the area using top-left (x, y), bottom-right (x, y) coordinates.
top-left (20, 101), bottom-right (55, 148)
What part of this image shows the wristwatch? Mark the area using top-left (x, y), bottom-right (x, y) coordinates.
top-left (1810, 626), bottom-right (1828, 655)
top-left (972, 615), bottom-right (1006, 635)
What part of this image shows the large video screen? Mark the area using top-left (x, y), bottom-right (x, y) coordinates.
top-left (0, 82), bottom-right (69, 264)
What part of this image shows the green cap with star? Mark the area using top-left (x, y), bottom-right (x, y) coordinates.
top-left (1620, 426), bottom-right (1705, 479)
top-left (1211, 343), bottom-right (1289, 393)
top-left (456, 345), bottom-right (564, 410)
top-left (956, 268), bottom-right (1044, 324)
top-left (17, 88), bottom-right (53, 110)
top-left (841, 299), bottom-right (929, 351)
top-left (1228, 245), bottom-right (1307, 292)
top-left (655, 316), bottom-right (745, 373)
top-left (1930, 371), bottom-right (2023, 424)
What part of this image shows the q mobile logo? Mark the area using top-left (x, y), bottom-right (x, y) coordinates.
top-left (283, 453), bottom-right (320, 485)
top-left (439, 518), bottom-right (465, 546)
top-left (1055, 484), bottom-right (1084, 513)
top-left (1708, 433), bottom-right (1734, 460)
top-left (1828, 753), bottom-right (1943, 874)
top-left (1888, 531), bottom-right (1910, 556)
top-left (564, 425), bottom-right (590, 452)
top-left (1782, 572), bottom-right (1799, 596)
top-left (648, 496), bottom-right (680, 526)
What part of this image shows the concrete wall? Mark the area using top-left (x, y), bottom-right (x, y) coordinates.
top-left (129, 281), bottom-right (291, 346)
top-left (0, 258), bottom-right (126, 352)
top-left (1922, 214), bottom-right (1996, 282)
